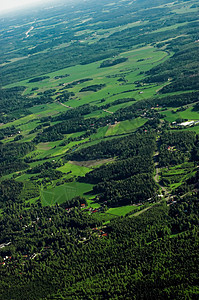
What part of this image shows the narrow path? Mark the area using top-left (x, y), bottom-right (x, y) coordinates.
top-left (103, 109), bottom-right (113, 114)
top-left (131, 205), bottom-right (155, 217)
top-left (153, 151), bottom-right (167, 194)
top-left (131, 199), bottom-right (164, 218)
top-left (57, 102), bottom-right (73, 109)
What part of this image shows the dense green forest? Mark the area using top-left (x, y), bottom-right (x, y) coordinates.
top-left (0, 199), bottom-right (198, 299)
top-left (159, 131), bottom-right (196, 167)
top-left (0, 142), bottom-right (35, 176)
top-left (0, 0), bottom-right (199, 299)
top-left (68, 133), bottom-right (156, 161)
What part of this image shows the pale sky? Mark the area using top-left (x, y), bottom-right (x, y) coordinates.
top-left (0, 0), bottom-right (49, 13)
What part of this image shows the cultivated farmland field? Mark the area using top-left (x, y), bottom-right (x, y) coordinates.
top-left (41, 182), bottom-right (93, 206)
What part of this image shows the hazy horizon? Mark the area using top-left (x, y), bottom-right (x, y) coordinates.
top-left (0, 0), bottom-right (58, 14)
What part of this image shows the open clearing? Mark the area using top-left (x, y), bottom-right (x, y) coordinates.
top-left (41, 182), bottom-right (93, 206)
top-left (106, 205), bottom-right (141, 216)
top-left (106, 118), bottom-right (147, 136)
top-left (68, 158), bottom-right (114, 168)
top-left (160, 107), bottom-right (199, 123)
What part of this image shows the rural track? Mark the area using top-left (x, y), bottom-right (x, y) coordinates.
top-left (57, 102), bottom-right (73, 109)
top-left (153, 151), bottom-right (168, 194)
top-left (103, 109), bottom-right (113, 114)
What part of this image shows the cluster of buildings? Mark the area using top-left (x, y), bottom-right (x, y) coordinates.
top-left (172, 120), bottom-right (199, 127)
top-left (78, 226), bottom-right (108, 243)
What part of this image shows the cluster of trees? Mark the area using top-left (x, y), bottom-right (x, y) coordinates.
top-left (0, 88), bottom-right (54, 124)
top-left (55, 91), bottom-right (75, 102)
top-left (143, 91), bottom-right (199, 108)
top-left (37, 89), bottom-right (56, 97)
top-left (193, 102), bottom-right (199, 111)
top-left (100, 97), bottom-right (136, 109)
top-left (159, 131), bottom-right (196, 167)
top-left (26, 160), bottom-right (62, 174)
top-left (161, 75), bottom-right (199, 93)
top-left (144, 42), bottom-right (199, 94)
top-left (60, 78), bottom-right (92, 90)
top-left (40, 104), bottom-right (98, 123)
top-left (192, 137), bottom-right (199, 161)
top-left (81, 156), bottom-right (154, 184)
top-left (79, 84), bottom-right (106, 92)
top-left (0, 125), bottom-right (18, 140)
top-left (0, 179), bottom-right (23, 208)
top-left (30, 169), bottom-right (63, 181)
top-left (29, 123), bottom-right (50, 134)
top-left (28, 76), bottom-right (50, 83)
top-left (0, 180), bottom-right (39, 209)
top-left (0, 142), bottom-right (35, 176)
top-left (169, 193), bottom-right (199, 233)
top-left (33, 117), bottom-right (98, 143)
top-left (94, 173), bottom-right (158, 206)
top-left (61, 196), bottom-right (87, 209)
top-left (175, 170), bottom-right (199, 196)
top-left (60, 131), bottom-right (91, 146)
top-left (68, 132), bottom-right (156, 161)
top-left (100, 57), bottom-right (128, 68)
top-left (54, 74), bottom-right (69, 80)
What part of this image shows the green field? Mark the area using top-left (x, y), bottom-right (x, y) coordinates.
top-left (5, 46), bottom-right (169, 110)
top-left (105, 118), bottom-right (147, 136)
top-left (161, 107), bottom-right (199, 123)
top-left (58, 161), bottom-right (92, 178)
top-left (106, 205), bottom-right (141, 216)
top-left (1, 44), bottom-right (170, 149)
top-left (41, 182), bottom-right (93, 206)
top-left (183, 124), bottom-right (199, 134)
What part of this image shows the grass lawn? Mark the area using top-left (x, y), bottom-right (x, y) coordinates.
top-left (160, 107), bottom-right (199, 123)
top-left (106, 205), bottom-right (140, 216)
top-left (86, 198), bottom-right (101, 209)
top-left (105, 118), bottom-right (147, 136)
top-left (90, 126), bottom-right (109, 140)
top-left (183, 124), bottom-right (199, 134)
top-left (58, 161), bottom-right (92, 177)
top-left (25, 136), bottom-right (90, 160)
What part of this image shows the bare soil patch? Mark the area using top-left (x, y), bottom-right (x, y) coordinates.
top-left (69, 158), bottom-right (114, 168)
top-left (38, 143), bottom-right (52, 150)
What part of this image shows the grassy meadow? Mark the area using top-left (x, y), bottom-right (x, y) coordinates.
top-left (41, 182), bottom-right (93, 206)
